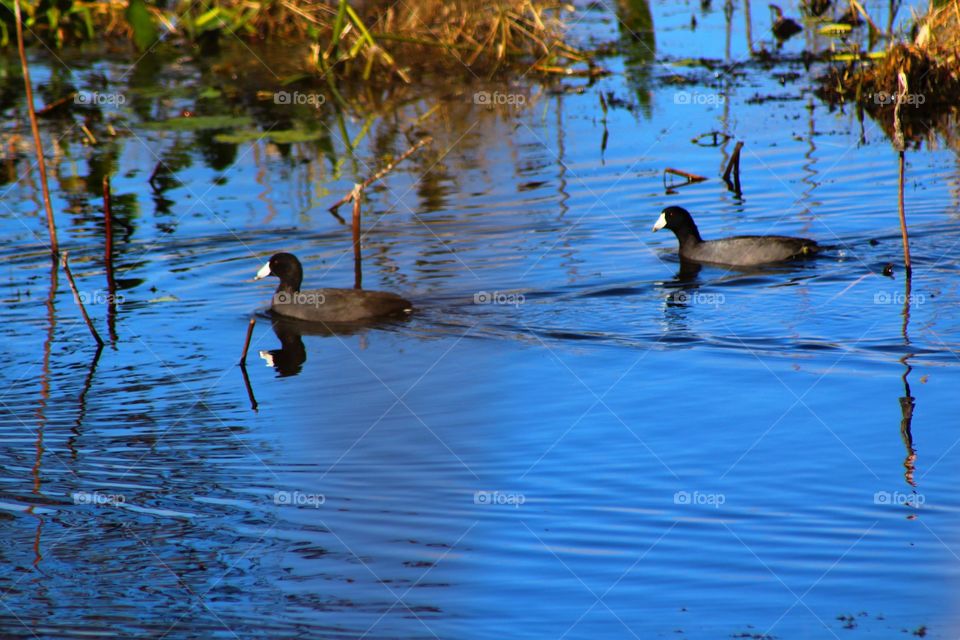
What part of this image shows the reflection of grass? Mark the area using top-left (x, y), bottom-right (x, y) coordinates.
top-left (7, 0), bottom-right (595, 80)
top-left (214, 129), bottom-right (324, 145)
top-left (141, 115), bottom-right (254, 131)
top-left (818, 2), bottom-right (960, 148)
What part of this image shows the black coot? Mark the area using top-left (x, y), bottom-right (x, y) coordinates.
top-left (254, 252), bottom-right (413, 322)
top-left (769, 4), bottom-right (803, 40)
top-left (652, 206), bottom-right (819, 266)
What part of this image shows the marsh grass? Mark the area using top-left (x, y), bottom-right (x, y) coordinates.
top-left (819, 1), bottom-right (960, 148)
top-left (2, 0), bottom-right (595, 81)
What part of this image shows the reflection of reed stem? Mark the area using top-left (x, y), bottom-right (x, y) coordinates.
top-left (103, 177), bottom-right (114, 276)
top-left (31, 259), bottom-right (58, 564)
top-left (68, 345), bottom-right (103, 461)
top-left (239, 362), bottom-right (258, 412)
top-left (239, 318), bottom-right (258, 411)
top-left (899, 357), bottom-right (916, 487)
top-left (900, 230), bottom-right (912, 342)
top-left (13, 0), bottom-right (58, 255)
top-left (103, 177), bottom-right (118, 343)
top-left (743, 0), bottom-right (754, 54)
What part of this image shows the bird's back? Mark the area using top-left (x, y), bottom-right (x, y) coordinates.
top-left (682, 235), bottom-right (819, 266)
top-left (272, 288), bottom-right (413, 323)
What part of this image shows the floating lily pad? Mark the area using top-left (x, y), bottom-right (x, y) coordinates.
top-left (142, 115), bottom-right (254, 131)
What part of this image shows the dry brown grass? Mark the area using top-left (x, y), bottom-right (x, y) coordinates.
top-left (819, 1), bottom-right (960, 148)
top-left (26, 0), bottom-right (594, 81)
top-left (291, 0), bottom-right (596, 81)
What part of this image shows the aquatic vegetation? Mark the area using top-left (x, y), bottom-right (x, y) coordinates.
top-left (0, 0), bottom-right (597, 80)
top-left (818, 1), bottom-right (960, 149)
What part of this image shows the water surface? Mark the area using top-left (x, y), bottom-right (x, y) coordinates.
top-left (1, 1), bottom-right (959, 638)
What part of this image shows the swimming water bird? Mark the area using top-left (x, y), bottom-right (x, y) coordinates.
top-left (652, 206), bottom-right (819, 267)
top-left (254, 252), bottom-right (413, 322)
top-left (769, 4), bottom-right (803, 41)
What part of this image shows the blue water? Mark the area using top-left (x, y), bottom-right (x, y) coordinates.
top-left (1, 1), bottom-right (959, 638)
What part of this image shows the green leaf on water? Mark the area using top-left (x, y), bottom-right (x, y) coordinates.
top-left (125, 0), bottom-right (159, 51)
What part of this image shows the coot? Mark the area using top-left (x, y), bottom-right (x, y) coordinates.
top-left (770, 4), bottom-right (803, 41)
top-left (652, 206), bottom-right (819, 266)
top-left (254, 252), bottom-right (413, 322)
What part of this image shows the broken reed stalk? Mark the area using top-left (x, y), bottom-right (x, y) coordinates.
top-left (14, 0), bottom-right (58, 255)
top-left (663, 168), bottom-right (708, 183)
top-left (531, 64), bottom-right (609, 78)
top-left (60, 252), bottom-right (104, 346)
top-left (722, 141), bottom-right (744, 195)
top-left (328, 136), bottom-right (433, 213)
top-left (351, 184), bottom-right (363, 290)
top-left (36, 92), bottom-right (77, 117)
top-left (239, 317), bottom-right (256, 365)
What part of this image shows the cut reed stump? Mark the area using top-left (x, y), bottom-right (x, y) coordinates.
top-left (351, 184), bottom-right (363, 290)
top-left (239, 317), bottom-right (256, 366)
top-left (722, 141), bottom-right (744, 196)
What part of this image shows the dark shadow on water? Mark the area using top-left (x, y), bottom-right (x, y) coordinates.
top-left (655, 258), bottom-right (822, 335)
top-left (660, 257), bottom-right (819, 288)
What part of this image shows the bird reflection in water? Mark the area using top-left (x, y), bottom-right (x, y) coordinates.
top-left (258, 315), bottom-right (410, 377)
